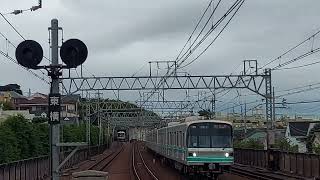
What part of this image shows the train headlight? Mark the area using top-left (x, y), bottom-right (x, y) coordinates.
top-left (225, 152), bottom-right (229, 157)
top-left (192, 152), bottom-right (197, 157)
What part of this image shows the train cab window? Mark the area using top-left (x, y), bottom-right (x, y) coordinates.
top-left (199, 136), bottom-right (210, 148)
top-left (187, 122), bottom-right (232, 148)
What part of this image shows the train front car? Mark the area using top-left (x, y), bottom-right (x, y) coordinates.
top-left (186, 121), bottom-right (233, 175)
top-left (117, 131), bottom-right (126, 142)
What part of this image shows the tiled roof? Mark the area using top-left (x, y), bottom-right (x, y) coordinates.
top-left (289, 122), bottom-right (310, 137)
top-left (0, 91), bottom-right (26, 99)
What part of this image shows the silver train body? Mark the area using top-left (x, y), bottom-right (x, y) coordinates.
top-left (145, 118), bottom-right (233, 174)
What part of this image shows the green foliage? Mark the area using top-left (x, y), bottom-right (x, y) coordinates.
top-left (307, 123), bottom-right (320, 153)
top-left (0, 125), bottom-right (20, 163)
top-left (313, 144), bottom-right (320, 154)
top-left (2, 115), bottom-right (42, 159)
top-left (198, 109), bottom-right (213, 118)
top-left (32, 117), bottom-right (48, 124)
top-left (0, 102), bottom-right (14, 110)
top-left (272, 138), bottom-right (298, 152)
top-left (62, 124), bottom-right (102, 145)
top-left (234, 139), bottom-right (264, 150)
top-left (0, 115), bottom-right (105, 164)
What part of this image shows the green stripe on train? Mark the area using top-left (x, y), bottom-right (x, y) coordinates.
top-left (186, 156), bottom-right (234, 163)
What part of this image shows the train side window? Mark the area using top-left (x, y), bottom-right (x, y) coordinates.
top-left (180, 131), bottom-right (182, 147)
top-left (178, 131), bottom-right (180, 147)
top-left (179, 131), bottom-right (181, 147)
top-left (182, 132), bottom-right (185, 146)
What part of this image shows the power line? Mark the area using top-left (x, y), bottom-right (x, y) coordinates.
top-left (139, 0), bottom-right (245, 105)
top-left (272, 48), bottom-right (320, 70)
top-left (273, 59), bottom-right (320, 70)
top-left (0, 12), bottom-right (51, 63)
top-left (179, 0), bottom-right (245, 69)
top-left (0, 13), bottom-right (25, 40)
top-left (177, 0), bottom-right (244, 68)
top-left (260, 29), bottom-right (320, 69)
top-left (285, 99), bottom-right (320, 105)
top-left (0, 31), bottom-right (49, 84)
top-left (176, 0), bottom-right (214, 61)
top-left (0, 49), bottom-right (49, 84)
top-left (1, 12), bottom-right (97, 87)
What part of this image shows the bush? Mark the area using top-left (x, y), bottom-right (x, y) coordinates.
top-left (272, 138), bottom-right (298, 152)
top-left (234, 139), bottom-right (264, 150)
top-left (0, 115), bottom-right (106, 164)
top-left (0, 125), bottom-right (20, 163)
top-left (313, 144), bottom-right (320, 154)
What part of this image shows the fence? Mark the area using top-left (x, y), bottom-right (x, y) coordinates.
top-left (0, 144), bottom-right (108, 180)
top-left (234, 148), bottom-right (320, 178)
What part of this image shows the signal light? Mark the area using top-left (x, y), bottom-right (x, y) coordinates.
top-left (15, 40), bottom-right (43, 69)
top-left (60, 39), bottom-right (88, 68)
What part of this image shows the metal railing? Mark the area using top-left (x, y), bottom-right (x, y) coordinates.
top-left (234, 148), bottom-right (320, 178)
top-left (0, 144), bottom-right (109, 180)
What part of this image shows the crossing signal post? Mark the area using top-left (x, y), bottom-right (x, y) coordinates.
top-left (15, 19), bottom-right (88, 180)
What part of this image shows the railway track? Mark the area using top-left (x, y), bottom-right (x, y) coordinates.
top-left (231, 165), bottom-right (305, 180)
top-left (88, 143), bottom-right (124, 171)
top-left (132, 142), bottom-right (159, 180)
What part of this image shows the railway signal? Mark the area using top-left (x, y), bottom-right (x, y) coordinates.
top-left (14, 19), bottom-right (88, 180)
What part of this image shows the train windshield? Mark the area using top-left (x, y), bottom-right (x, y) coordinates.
top-left (187, 122), bottom-right (232, 148)
top-left (118, 131), bottom-right (125, 137)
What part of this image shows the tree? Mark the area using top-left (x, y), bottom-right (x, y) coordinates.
top-left (198, 109), bottom-right (212, 118)
top-left (0, 124), bottom-right (20, 163)
top-left (2, 115), bottom-right (41, 159)
top-left (234, 139), bottom-right (264, 150)
top-left (272, 138), bottom-right (298, 152)
top-left (0, 102), bottom-right (14, 110)
top-left (306, 123), bottom-right (320, 153)
top-left (32, 117), bottom-right (48, 124)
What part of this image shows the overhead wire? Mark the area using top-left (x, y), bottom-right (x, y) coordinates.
top-left (176, 0), bottom-right (214, 61)
top-left (260, 29), bottom-right (320, 69)
top-left (136, 0), bottom-right (245, 106)
top-left (273, 59), bottom-right (320, 70)
top-left (179, 0), bottom-right (245, 69)
top-left (177, 0), bottom-right (243, 68)
top-left (0, 31), bottom-right (49, 84)
top-left (272, 48), bottom-right (320, 70)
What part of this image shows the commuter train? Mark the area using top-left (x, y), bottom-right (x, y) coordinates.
top-left (117, 130), bottom-right (126, 142)
top-left (145, 116), bottom-right (233, 177)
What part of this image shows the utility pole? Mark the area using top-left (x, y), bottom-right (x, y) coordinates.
top-left (244, 102), bottom-right (247, 135)
top-left (272, 86), bottom-right (276, 127)
top-left (50, 18), bottom-right (60, 180)
top-left (96, 91), bottom-right (103, 146)
top-left (86, 93), bottom-right (91, 158)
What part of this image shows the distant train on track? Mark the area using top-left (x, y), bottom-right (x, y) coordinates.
top-left (145, 116), bottom-right (233, 178)
top-left (116, 130), bottom-right (127, 142)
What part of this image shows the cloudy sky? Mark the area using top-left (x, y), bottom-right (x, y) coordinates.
top-left (1, 0), bottom-right (320, 116)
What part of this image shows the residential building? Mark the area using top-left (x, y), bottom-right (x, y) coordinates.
top-left (16, 93), bottom-right (81, 124)
top-left (285, 120), bottom-right (320, 153)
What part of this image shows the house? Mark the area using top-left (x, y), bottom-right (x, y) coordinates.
top-left (0, 84), bottom-right (22, 95)
top-left (16, 93), bottom-right (81, 124)
top-left (245, 128), bottom-right (286, 147)
top-left (285, 120), bottom-right (320, 153)
top-left (0, 91), bottom-right (26, 108)
top-left (16, 93), bottom-right (48, 116)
